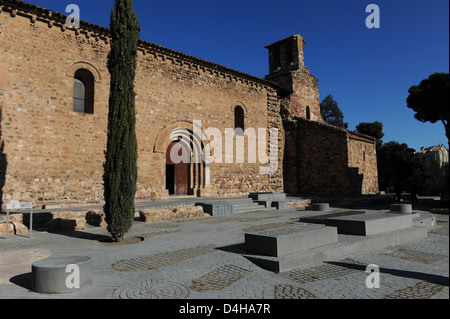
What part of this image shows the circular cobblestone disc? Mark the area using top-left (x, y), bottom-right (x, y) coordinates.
top-left (115, 279), bottom-right (190, 299)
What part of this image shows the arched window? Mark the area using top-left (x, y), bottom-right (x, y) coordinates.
top-left (73, 68), bottom-right (94, 114)
top-left (306, 106), bottom-right (311, 120)
top-left (235, 105), bottom-right (245, 134)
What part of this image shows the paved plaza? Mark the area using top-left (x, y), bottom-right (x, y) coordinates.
top-left (0, 201), bottom-right (448, 302)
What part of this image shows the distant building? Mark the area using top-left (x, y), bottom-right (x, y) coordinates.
top-left (414, 145), bottom-right (449, 168)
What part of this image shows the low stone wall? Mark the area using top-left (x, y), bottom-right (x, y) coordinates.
top-left (287, 199), bottom-right (311, 210)
top-left (0, 214), bottom-right (29, 236)
top-left (138, 206), bottom-right (208, 224)
top-left (0, 221), bottom-right (29, 236)
top-left (1, 205), bottom-right (208, 234)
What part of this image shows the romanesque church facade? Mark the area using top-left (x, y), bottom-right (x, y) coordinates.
top-left (0, 0), bottom-right (378, 205)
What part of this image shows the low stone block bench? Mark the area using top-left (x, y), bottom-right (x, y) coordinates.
top-left (32, 256), bottom-right (92, 294)
top-left (300, 210), bottom-right (366, 224)
top-left (271, 201), bottom-right (288, 210)
top-left (249, 192), bottom-right (286, 202)
top-left (196, 202), bottom-right (233, 216)
top-left (390, 204), bottom-right (413, 214)
top-left (255, 200), bottom-right (272, 208)
top-left (245, 224), bottom-right (338, 257)
top-left (312, 203), bottom-right (330, 211)
top-left (324, 212), bottom-right (414, 236)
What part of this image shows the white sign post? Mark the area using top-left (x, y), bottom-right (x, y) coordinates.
top-left (5, 202), bottom-right (33, 239)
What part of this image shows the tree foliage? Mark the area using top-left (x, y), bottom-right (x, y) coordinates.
top-left (407, 73), bottom-right (449, 147)
top-left (103, 0), bottom-right (140, 242)
top-left (320, 95), bottom-right (349, 129)
top-left (377, 141), bottom-right (416, 201)
top-left (356, 121), bottom-right (385, 150)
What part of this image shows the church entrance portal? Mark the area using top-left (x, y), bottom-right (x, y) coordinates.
top-left (166, 141), bottom-right (190, 196)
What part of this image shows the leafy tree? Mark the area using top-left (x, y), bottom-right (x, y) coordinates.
top-left (320, 95), bottom-right (349, 129)
top-left (356, 121), bottom-right (385, 150)
top-left (103, 0), bottom-right (140, 242)
top-left (377, 141), bottom-right (416, 202)
top-left (407, 73), bottom-right (449, 147)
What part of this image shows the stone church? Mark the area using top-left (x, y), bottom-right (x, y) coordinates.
top-left (0, 0), bottom-right (379, 205)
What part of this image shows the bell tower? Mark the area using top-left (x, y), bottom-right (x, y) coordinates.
top-left (265, 34), bottom-right (323, 123)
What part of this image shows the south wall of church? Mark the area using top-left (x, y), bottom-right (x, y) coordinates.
top-left (0, 3), bottom-right (284, 205)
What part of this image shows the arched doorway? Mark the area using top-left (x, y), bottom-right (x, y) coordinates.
top-left (166, 141), bottom-right (190, 196)
top-left (157, 122), bottom-right (209, 197)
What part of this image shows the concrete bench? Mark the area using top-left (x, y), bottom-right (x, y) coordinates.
top-left (32, 256), bottom-right (92, 294)
top-left (196, 202), bottom-right (233, 216)
top-left (312, 203), bottom-right (330, 211)
top-left (271, 201), bottom-right (288, 210)
top-left (245, 224), bottom-right (338, 257)
top-left (255, 200), bottom-right (272, 208)
top-left (249, 192), bottom-right (286, 201)
top-left (324, 212), bottom-right (413, 236)
top-left (390, 204), bottom-right (413, 214)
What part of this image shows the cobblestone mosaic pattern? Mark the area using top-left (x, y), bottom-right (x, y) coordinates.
top-left (280, 259), bottom-right (366, 284)
top-left (382, 248), bottom-right (447, 264)
top-left (138, 230), bottom-right (180, 238)
top-left (0, 239), bottom-right (55, 250)
top-left (430, 225), bottom-right (449, 236)
top-left (112, 245), bottom-right (216, 271)
top-left (243, 222), bottom-right (295, 233)
top-left (274, 284), bottom-right (319, 299)
top-left (384, 281), bottom-right (445, 299)
top-left (190, 265), bottom-right (251, 291)
top-left (249, 223), bottom-right (327, 236)
top-left (114, 279), bottom-right (190, 299)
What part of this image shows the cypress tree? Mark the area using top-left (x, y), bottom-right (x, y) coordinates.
top-left (103, 0), bottom-right (140, 242)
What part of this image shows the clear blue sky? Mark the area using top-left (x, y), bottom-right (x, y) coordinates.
top-left (31, 0), bottom-right (449, 151)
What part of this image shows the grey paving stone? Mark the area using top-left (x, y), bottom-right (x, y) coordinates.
top-left (0, 203), bottom-right (447, 300)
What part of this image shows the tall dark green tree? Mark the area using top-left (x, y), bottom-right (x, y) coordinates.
top-left (407, 73), bottom-right (449, 148)
top-left (320, 95), bottom-right (349, 129)
top-left (377, 141), bottom-right (416, 202)
top-left (356, 121), bottom-right (385, 150)
top-left (103, 0), bottom-right (140, 242)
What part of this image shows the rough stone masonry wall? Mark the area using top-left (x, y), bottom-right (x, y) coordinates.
top-left (0, 1), bottom-right (284, 205)
top-left (347, 133), bottom-right (379, 195)
top-left (134, 43), bottom-right (284, 198)
top-left (283, 117), bottom-right (378, 196)
top-left (0, 5), bottom-right (110, 204)
top-left (267, 68), bottom-right (323, 123)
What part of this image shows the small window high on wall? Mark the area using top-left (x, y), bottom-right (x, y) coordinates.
top-left (306, 106), bottom-right (311, 120)
top-left (235, 106), bottom-right (245, 134)
top-left (73, 68), bottom-right (94, 114)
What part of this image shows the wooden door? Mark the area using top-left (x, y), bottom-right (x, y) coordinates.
top-left (166, 142), bottom-right (190, 196)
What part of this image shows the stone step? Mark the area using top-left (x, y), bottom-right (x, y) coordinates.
top-left (324, 212), bottom-right (414, 236)
top-left (300, 210), bottom-right (420, 236)
top-left (249, 192), bottom-right (287, 201)
top-left (233, 206), bottom-right (276, 214)
top-left (244, 226), bottom-right (428, 273)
